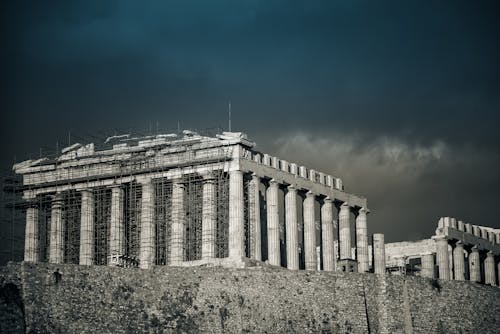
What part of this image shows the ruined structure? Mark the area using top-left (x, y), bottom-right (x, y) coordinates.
top-left (385, 217), bottom-right (500, 286)
top-left (14, 131), bottom-right (382, 273)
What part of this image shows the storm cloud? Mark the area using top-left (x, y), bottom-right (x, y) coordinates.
top-left (1, 0), bottom-right (499, 248)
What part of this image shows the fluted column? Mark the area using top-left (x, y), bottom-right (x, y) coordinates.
top-left (356, 207), bottom-right (369, 273)
top-left (435, 236), bottom-right (450, 280)
top-left (285, 186), bottom-right (299, 270)
top-left (109, 186), bottom-right (125, 266)
top-left (373, 233), bottom-right (385, 274)
top-left (469, 246), bottom-right (481, 283)
top-left (452, 241), bottom-right (465, 280)
top-left (202, 175), bottom-right (216, 260)
top-left (249, 174), bottom-right (262, 261)
top-left (484, 251), bottom-right (496, 286)
top-left (139, 179), bottom-right (155, 269)
top-left (24, 203), bottom-right (39, 262)
top-left (421, 253), bottom-right (435, 278)
top-left (339, 202), bottom-right (351, 260)
top-left (266, 179), bottom-right (280, 266)
top-left (79, 189), bottom-right (95, 266)
top-left (303, 191), bottom-right (317, 270)
top-left (228, 170), bottom-right (244, 259)
top-left (170, 179), bottom-right (186, 265)
top-left (49, 194), bottom-right (64, 264)
top-left (321, 198), bottom-right (335, 271)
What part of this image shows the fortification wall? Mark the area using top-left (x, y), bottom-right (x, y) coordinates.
top-left (1, 263), bottom-right (499, 333)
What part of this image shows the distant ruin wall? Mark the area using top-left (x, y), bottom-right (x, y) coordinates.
top-left (1, 263), bottom-right (499, 333)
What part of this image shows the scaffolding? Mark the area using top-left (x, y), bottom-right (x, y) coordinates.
top-left (1, 127), bottom-right (239, 267)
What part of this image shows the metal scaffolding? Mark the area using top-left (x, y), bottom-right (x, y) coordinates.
top-left (1, 127), bottom-right (237, 267)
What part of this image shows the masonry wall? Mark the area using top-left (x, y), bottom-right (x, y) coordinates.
top-left (1, 262), bottom-right (499, 333)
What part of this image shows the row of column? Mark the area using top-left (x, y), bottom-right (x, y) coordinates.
top-left (428, 237), bottom-right (498, 286)
top-left (228, 170), bottom-right (370, 272)
top-left (25, 169), bottom-right (373, 272)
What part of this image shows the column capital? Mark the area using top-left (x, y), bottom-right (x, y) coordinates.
top-left (357, 207), bottom-right (369, 215)
top-left (170, 177), bottom-right (185, 186)
top-left (251, 172), bottom-right (260, 181)
top-left (340, 201), bottom-right (350, 209)
top-left (486, 250), bottom-right (494, 257)
top-left (108, 183), bottom-right (124, 189)
top-left (470, 245), bottom-right (479, 252)
top-left (137, 176), bottom-right (153, 185)
top-left (26, 199), bottom-right (39, 208)
top-left (268, 178), bottom-right (279, 187)
top-left (305, 190), bottom-right (315, 198)
top-left (201, 172), bottom-right (216, 182)
top-left (50, 193), bottom-right (64, 205)
top-left (455, 240), bottom-right (464, 247)
top-left (323, 196), bottom-right (332, 203)
top-left (287, 184), bottom-right (298, 192)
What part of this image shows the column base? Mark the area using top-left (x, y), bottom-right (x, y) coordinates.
top-left (337, 259), bottom-right (358, 273)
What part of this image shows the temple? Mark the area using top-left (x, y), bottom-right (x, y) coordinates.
top-left (385, 217), bottom-right (500, 285)
top-left (15, 131), bottom-right (381, 272)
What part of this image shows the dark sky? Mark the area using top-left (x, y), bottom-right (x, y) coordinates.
top-left (1, 1), bottom-right (500, 245)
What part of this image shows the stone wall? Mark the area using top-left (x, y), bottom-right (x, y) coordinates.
top-left (1, 262), bottom-right (499, 333)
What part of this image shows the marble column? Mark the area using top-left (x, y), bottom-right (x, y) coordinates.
top-left (356, 207), bottom-right (369, 273)
top-left (285, 186), bottom-right (299, 270)
top-left (109, 186), bottom-right (125, 266)
top-left (79, 189), bottom-right (95, 266)
top-left (49, 194), bottom-right (64, 264)
top-left (24, 203), bottom-right (39, 263)
top-left (228, 170), bottom-right (244, 259)
top-left (248, 174), bottom-right (262, 261)
top-left (266, 179), bottom-right (280, 266)
top-left (339, 202), bottom-right (351, 260)
top-left (139, 179), bottom-right (155, 269)
top-left (469, 246), bottom-right (481, 283)
top-left (373, 233), bottom-right (385, 274)
top-left (321, 198), bottom-right (335, 272)
top-left (303, 191), bottom-right (317, 270)
top-left (421, 253), bottom-right (435, 279)
top-left (435, 236), bottom-right (450, 280)
top-left (202, 175), bottom-right (216, 260)
top-left (170, 179), bottom-right (186, 265)
top-left (484, 251), bottom-right (496, 286)
top-left (453, 241), bottom-right (465, 280)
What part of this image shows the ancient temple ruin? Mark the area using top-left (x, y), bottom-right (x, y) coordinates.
top-left (385, 217), bottom-right (500, 285)
top-left (15, 131), bottom-right (382, 272)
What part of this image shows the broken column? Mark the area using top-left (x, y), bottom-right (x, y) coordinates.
top-left (109, 186), bottom-right (125, 266)
top-left (139, 179), bottom-right (155, 269)
top-left (373, 233), bottom-right (386, 274)
top-left (228, 170), bottom-right (244, 259)
top-left (421, 253), bottom-right (435, 278)
top-left (356, 207), bottom-right (369, 273)
top-left (266, 179), bottom-right (280, 266)
top-left (49, 194), bottom-right (64, 264)
top-left (24, 203), bottom-right (39, 263)
top-left (484, 251), bottom-right (496, 286)
top-left (79, 189), bottom-right (95, 266)
top-left (285, 185), bottom-right (299, 270)
top-left (321, 197), bottom-right (335, 271)
top-left (303, 191), bottom-right (317, 270)
top-left (248, 174), bottom-right (262, 261)
top-left (170, 179), bottom-right (186, 265)
top-left (469, 246), bottom-right (481, 283)
top-left (435, 236), bottom-right (450, 280)
top-left (453, 241), bottom-right (465, 280)
top-left (338, 202), bottom-right (351, 260)
top-left (201, 174), bottom-right (216, 260)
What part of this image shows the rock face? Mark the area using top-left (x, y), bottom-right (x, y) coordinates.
top-left (1, 262), bottom-right (499, 333)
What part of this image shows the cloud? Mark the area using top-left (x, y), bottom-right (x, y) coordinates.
top-left (262, 132), bottom-right (500, 242)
